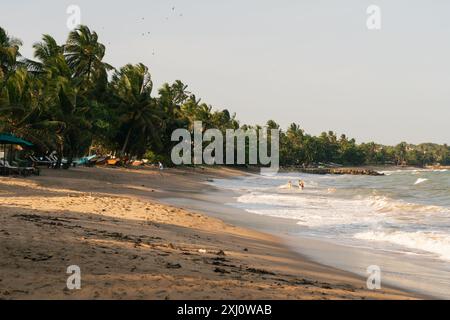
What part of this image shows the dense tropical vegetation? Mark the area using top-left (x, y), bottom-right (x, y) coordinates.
top-left (1, 26), bottom-right (449, 168)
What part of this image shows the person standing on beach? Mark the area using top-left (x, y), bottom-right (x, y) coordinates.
top-left (158, 161), bottom-right (164, 176)
top-left (298, 180), bottom-right (305, 190)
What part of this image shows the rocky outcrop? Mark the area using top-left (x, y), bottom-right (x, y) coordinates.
top-left (296, 168), bottom-right (384, 176)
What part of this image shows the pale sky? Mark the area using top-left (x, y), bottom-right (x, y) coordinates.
top-left (1, 0), bottom-right (449, 145)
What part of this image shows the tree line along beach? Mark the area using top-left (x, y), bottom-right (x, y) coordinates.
top-left (1, 24), bottom-right (448, 300)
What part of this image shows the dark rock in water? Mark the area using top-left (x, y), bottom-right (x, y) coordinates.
top-left (297, 168), bottom-right (384, 176)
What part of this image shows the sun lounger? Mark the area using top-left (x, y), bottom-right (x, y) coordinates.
top-left (0, 160), bottom-right (19, 175)
top-left (9, 160), bottom-right (38, 175)
top-left (0, 159), bottom-right (19, 169)
top-left (29, 156), bottom-right (53, 167)
top-left (40, 156), bottom-right (58, 168)
top-left (0, 166), bottom-right (9, 176)
top-left (95, 157), bottom-right (108, 165)
top-left (0, 160), bottom-right (36, 176)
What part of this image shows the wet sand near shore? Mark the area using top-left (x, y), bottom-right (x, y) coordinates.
top-left (0, 166), bottom-right (422, 299)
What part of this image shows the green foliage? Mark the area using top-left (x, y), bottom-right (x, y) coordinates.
top-left (0, 25), bottom-right (448, 168)
top-left (144, 150), bottom-right (164, 163)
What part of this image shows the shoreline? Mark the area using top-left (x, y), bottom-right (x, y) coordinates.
top-left (0, 166), bottom-right (423, 299)
top-left (159, 176), bottom-right (441, 300)
top-left (191, 168), bottom-right (448, 299)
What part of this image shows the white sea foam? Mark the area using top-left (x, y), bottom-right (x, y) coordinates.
top-left (213, 170), bottom-right (450, 262)
top-left (414, 178), bottom-right (429, 185)
top-left (354, 231), bottom-right (450, 262)
top-left (366, 195), bottom-right (448, 214)
top-left (236, 192), bottom-right (377, 227)
top-left (379, 169), bottom-right (406, 175)
top-left (236, 192), bottom-right (448, 224)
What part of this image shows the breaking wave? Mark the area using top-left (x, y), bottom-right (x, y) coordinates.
top-left (354, 230), bottom-right (450, 262)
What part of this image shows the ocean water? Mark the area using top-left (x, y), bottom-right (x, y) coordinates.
top-left (210, 169), bottom-right (450, 297)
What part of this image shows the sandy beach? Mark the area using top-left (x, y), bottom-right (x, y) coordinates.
top-left (0, 166), bottom-right (420, 299)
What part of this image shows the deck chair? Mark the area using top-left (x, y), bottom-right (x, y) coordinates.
top-left (30, 156), bottom-right (53, 167)
top-left (44, 155), bottom-right (60, 168)
top-left (2, 160), bottom-right (38, 176)
top-left (0, 160), bottom-right (22, 175)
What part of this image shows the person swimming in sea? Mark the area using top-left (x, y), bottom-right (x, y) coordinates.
top-left (287, 181), bottom-right (292, 189)
top-left (298, 180), bottom-right (305, 190)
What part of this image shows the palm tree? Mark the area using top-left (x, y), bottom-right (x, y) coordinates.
top-left (24, 35), bottom-right (69, 77)
top-left (286, 123), bottom-right (304, 141)
top-left (0, 27), bottom-right (23, 96)
top-left (65, 25), bottom-right (113, 90)
top-left (0, 29), bottom-right (42, 137)
top-left (0, 59), bottom-right (65, 152)
top-left (19, 33), bottom-right (94, 165)
top-left (179, 94), bottom-right (201, 129)
top-left (395, 142), bottom-right (408, 165)
top-left (54, 83), bottom-right (93, 166)
top-left (111, 63), bottom-right (161, 156)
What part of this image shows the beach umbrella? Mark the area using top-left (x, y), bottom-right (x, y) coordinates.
top-left (0, 133), bottom-right (33, 172)
top-left (0, 133), bottom-right (33, 147)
